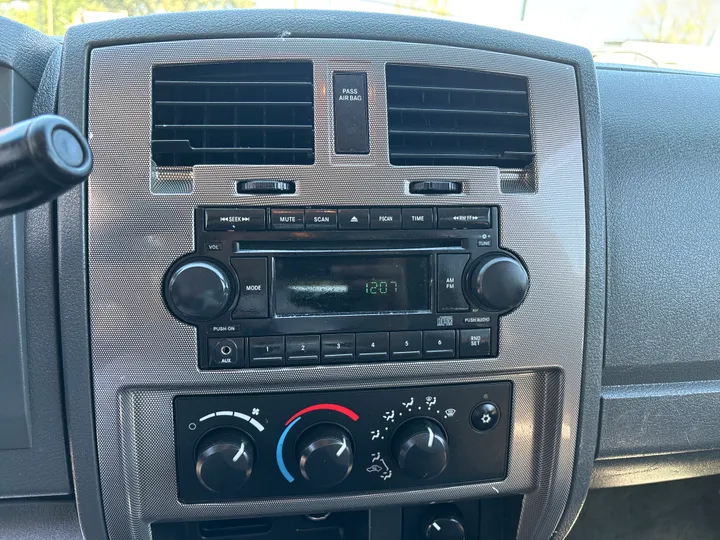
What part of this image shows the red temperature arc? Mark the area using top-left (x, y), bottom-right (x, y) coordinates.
top-left (285, 404), bottom-right (359, 425)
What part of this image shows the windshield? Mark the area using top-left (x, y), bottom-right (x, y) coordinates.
top-left (2, 0), bottom-right (719, 74)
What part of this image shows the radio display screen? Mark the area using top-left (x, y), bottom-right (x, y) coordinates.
top-left (274, 255), bottom-right (430, 315)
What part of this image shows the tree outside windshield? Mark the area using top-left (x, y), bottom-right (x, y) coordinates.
top-left (1, 0), bottom-right (719, 73)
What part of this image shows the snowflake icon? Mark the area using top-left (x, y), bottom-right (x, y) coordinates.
top-left (252, 408), bottom-right (260, 416)
top-left (481, 413), bottom-right (492, 424)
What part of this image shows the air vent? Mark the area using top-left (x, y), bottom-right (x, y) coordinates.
top-left (152, 61), bottom-right (314, 166)
top-left (386, 64), bottom-right (533, 167)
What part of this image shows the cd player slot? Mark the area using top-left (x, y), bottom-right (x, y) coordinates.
top-left (233, 239), bottom-right (465, 252)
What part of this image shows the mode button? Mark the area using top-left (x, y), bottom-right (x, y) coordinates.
top-left (231, 258), bottom-right (269, 319)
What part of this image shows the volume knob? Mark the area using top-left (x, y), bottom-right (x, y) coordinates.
top-left (468, 254), bottom-right (529, 312)
top-left (165, 260), bottom-right (232, 322)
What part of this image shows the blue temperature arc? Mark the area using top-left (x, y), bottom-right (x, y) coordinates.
top-left (277, 417), bottom-right (302, 483)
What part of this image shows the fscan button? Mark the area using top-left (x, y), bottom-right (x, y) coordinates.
top-left (370, 208), bottom-right (401, 229)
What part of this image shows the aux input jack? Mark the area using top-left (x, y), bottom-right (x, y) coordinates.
top-left (220, 345), bottom-right (232, 356)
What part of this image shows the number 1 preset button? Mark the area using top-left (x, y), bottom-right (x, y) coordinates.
top-left (249, 336), bottom-right (285, 367)
top-left (356, 332), bottom-right (390, 362)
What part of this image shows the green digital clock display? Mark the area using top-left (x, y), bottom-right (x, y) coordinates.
top-left (364, 280), bottom-right (399, 295)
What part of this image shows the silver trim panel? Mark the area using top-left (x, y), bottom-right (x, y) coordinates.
top-left (87, 38), bottom-right (586, 540)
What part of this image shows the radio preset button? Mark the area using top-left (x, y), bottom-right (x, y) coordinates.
top-left (249, 336), bottom-right (285, 367)
top-left (401, 207), bottom-right (434, 229)
top-left (271, 209), bottom-right (305, 230)
top-left (459, 328), bottom-right (492, 358)
top-left (205, 208), bottom-right (266, 231)
top-left (338, 208), bottom-right (370, 230)
top-left (390, 331), bottom-right (422, 361)
top-left (306, 209), bottom-right (338, 229)
top-left (321, 334), bottom-right (356, 364)
top-left (437, 207), bottom-right (491, 229)
top-left (356, 332), bottom-right (389, 362)
top-left (370, 208), bottom-right (402, 229)
top-left (423, 330), bottom-right (456, 359)
top-left (286, 335), bottom-right (321, 366)
top-left (437, 254), bottom-right (470, 313)
top-left (231, 258), bottom-right (269, 319)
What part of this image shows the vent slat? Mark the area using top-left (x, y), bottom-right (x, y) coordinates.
top-left (152, 140), bottom-right (313, 153)
top-left (155, 124), bottom-right (313, 130)
top-left (393, 151), bottom-right (533, 160)
top-left (152, 61), bottom-right (314, 166)
top-left (387, 83), bottom-right (527, 95)
top-left (390, 129), bottom-right (530, 138)
top-left (155, 80), bottom-right (312, 86)
top-left (155, 101), bottom-right (313, 106)
top-left (389, 106), bottom-right (528, 116)
top-left (386, 64), bottom-right (533, 168)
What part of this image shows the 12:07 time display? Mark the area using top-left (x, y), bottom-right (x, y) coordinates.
top-left (365, 280), bottom-right (399, 295)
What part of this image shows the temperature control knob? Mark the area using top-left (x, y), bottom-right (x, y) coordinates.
top-left (391, 418), bottom-right (449, 479)
top-left (165, 260), bottom-right (232, 322)
top-left (468, 254), bottom-right (529, 312)
top-left (296, 424), bottom-right (354, 487)
top-left (195, 428), bottom-right (255, 494)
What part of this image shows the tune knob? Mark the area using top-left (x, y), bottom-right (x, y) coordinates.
top-left (195, 428), bottom-right (255, 494)
top-left (467, 254), bottom-right (529, 312)
top-left (391, 418), bottom-right (449, 479)
top-left (296, 424), bottom-right (354, 487)
top-left (165, 260), bottom-right (232, 322)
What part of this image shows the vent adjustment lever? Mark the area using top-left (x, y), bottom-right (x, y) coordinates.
top-left (236, 180), bottom-right (296, 195)
top-left (409, 180), bottom-right (462, 195)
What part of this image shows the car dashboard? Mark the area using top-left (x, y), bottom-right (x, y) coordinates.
top-left (3, 8), bottom-right (718, 540)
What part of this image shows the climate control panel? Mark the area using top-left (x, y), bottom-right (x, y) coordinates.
top-left (174, 382), bottom-right (511, 503)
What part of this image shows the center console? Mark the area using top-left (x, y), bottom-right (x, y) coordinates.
top-left (55, 15), bottom-right (603, 540)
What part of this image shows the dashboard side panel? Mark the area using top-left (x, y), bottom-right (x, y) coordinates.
top-left (0, 55), bottom-right (71, 498)
top-left (596, 67), bottom-right (720, 483)
top-left (0, 500), bottom-right (82, 539)
top-left (0, 17), bottom-right (57, 89)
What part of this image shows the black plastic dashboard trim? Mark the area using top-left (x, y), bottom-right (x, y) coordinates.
top-left (0, 17), bottom-right (59, 90)
top-left (55, 11), bottom-right (605, 540)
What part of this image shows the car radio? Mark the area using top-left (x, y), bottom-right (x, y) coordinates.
top-left (163, 206), bottom-right (529, 369)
